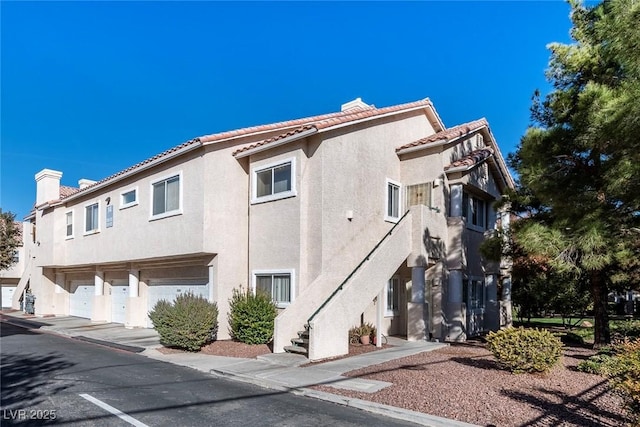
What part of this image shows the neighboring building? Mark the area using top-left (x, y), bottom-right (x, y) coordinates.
top-left (15, 97), bottom-right (514, 360)
top-left (1, 222), bottom-right (28, 309)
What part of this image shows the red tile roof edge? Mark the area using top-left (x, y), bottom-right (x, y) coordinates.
top-left (396, 118), bottom-right (488, 152)
top-left (232, 99), bottom-right (434, 156)
top-left (444, 148), bottom-right (494, 171)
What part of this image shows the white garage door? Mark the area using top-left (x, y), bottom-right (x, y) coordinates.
top-left (70, 284), bottom-right (94, 319)
top-left (111, 285), bottom-right (128, 324)
top-left (1, 286), bottom-right (16, 308)
top-left (147, 280), bottom-right (209, 328)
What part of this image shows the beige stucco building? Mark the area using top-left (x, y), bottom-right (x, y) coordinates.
top-left (13, 97), bottom-right (514, 360)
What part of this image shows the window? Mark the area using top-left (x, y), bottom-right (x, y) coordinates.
top-left (65, 211), bottom-right (74, 238)
top-left (151, 174), bottom-right (181, 218)
top-left (463, 278), bottom-right (485, 310)
top-left (12, 250), bottom-right (19, 263)
top-left (252, 158), bottom-right (296, 203)
top-left (405, 182), bottom-right (432, 211)
top-left (385, 178), bottom-right (401, 222)
top-left (253, 270), bottom-right (294, 308)
top-left (120, 188), bottom-right (138, 209)
top-left (462, 193), bottom-right (486, 230)
top-left (84, 202), bottom-right (99, 234)
top-left (386, 277), bottom-right (401, 316)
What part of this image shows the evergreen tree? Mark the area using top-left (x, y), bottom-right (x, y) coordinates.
top-left (508, 0), bottom-right (640, 347)
top-left (0, 211), bottom-right (21, 271)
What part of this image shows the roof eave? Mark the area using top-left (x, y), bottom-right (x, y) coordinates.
top-left (233, 128), bottom-right (318, 159)
top-left (59, 141), bottom-right (203, 204)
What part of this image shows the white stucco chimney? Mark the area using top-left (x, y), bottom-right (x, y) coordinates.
top-left (341, 97), bottom-right (373, 112)
top-left (78, 179), bottom-right (97, 189)
top-left (35, 169), bottom-right (63, 206)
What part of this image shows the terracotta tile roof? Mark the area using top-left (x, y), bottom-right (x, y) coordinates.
top-left (60, 186), bottom-right (80, 198)
top-left (233, 99), bottom-right (434, 156)
top-left (396, 118), bottom-right (488, 152)
top-left (55, 98), bottom-right (435, 201)
top-left (59, 139), bottom-right (200, 201)
top-left (445, 148), bottom-right (494, 171)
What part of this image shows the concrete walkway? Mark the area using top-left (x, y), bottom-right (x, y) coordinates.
top-left (1, 311), bottom-right (478, 427)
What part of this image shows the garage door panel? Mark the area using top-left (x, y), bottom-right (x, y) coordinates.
top-left (110, 286), bottom-right (128, 324)
top-left (2, 287), bottom-right (16, 308)
top-left (70, 285), bottom-right (94, 319)
top-left (147, 282), bottom-right (208, 328)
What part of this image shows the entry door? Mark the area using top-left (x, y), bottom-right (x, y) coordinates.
top-left (147, 281), bottom-right (209, 328)
top-left (70, 284), bottom-right (94, 319)
top-left (110, 285), bottom-right (128, 324)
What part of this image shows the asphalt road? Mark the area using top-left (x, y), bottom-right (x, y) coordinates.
top-left (1, 320), bottom-right (419, 427)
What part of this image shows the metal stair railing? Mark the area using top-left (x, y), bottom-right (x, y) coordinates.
top-left (306, 209), bottom-right (411, 328)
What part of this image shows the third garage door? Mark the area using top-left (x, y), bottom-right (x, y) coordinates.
top-left (70, 283), bottom-right (94, 319)
top-left (110, 282), bottom-right (128, 324)
top-left (147, 280), bottom-right (209, 328)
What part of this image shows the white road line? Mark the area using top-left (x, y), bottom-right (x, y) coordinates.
top-left (79, 393), bottom-right (149, 427)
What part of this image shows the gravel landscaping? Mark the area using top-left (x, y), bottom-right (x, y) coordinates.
top-left (158, 338), bottom-right (628, 426)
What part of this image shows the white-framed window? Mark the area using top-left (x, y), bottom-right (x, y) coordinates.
top-left (12, 250), bottom-right (19, 263)
top-left (84, 202), bottom-right (100, 235)
top-left (65, 210), bottom-right (74, 239)
top-left (120, 187), bottom-right (138, 209)
top-left (463, 278), bottom-right (485, 310)
top-left (251, 158), bottom-right (296, 204)
top-left (385, 178), bottom-right (402, 222)
top-left (462, 193), bottom-right (486, 231)
top-left (385, 276), bottom-right (401, 316)
top-left (252, 269), bottom-right (294, 308)
top-left (150, 172), bottom-right (182, 220)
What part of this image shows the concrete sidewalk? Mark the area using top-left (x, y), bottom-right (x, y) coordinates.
top-left (1, 311), bottom-right (478, 427)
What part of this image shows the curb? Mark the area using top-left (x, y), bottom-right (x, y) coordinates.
top-left (209, 368), bottom-right (479, 427)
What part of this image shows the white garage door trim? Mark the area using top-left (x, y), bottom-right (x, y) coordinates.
top-left (70, 282), bottom-right (94, 319)
top-left (146, 278), bottom-right (209, 328)
top-left (110, 280), bottom-right (129, 324)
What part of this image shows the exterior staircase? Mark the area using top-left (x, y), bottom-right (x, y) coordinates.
top-left (284, 325), bottom-right (309, 355)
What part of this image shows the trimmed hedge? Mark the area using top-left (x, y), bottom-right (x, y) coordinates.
top-left (228, 287), bottom-right (277, 345)
top-left (486, 327), bottom-right (563, 373)
top-left (149, 292), bottom-right (219, 351)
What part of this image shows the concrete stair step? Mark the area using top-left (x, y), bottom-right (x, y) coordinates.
top-left (284, 345), bottom-right (308, 355)
top-left (291, 337), bottom-right (309, 346)
top-left (297, 330), bottom-right (309, 338)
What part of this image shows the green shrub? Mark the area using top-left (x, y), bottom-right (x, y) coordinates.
top-left (149, 292), bottom-right (219, 351)
top-left (486, 327), bottom-right (563, 374)
top-left (605, 339), bottom-right (640, 423)
top-left (228, 287), bottom-right (277, 344)
top-left (611, 320), bottom-right (640, 341)
top-left (577, 354), bottom-right (613, 374)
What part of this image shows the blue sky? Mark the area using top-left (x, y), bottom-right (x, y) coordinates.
top-left (1, 1), bottom-right (575, 220)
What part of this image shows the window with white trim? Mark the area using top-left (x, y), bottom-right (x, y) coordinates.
top-left (386, 277), bottom-right (401, 316)
top-left (151, 174), bottom-right (181, 218)
top-left (254, 271), bottom-right (293, 308)
top-left (252, 158), bottom-right (296, 203)
top-left (385, 178), bottom-right (401, 222)
top-left (462, 193), bottom-right (486, 230)
top-left (120, 187), bottom-right (138, 209)
top-left (84, 202), bottom-right (99, 234)
top-left (65, 211), bottom-right (74, 238)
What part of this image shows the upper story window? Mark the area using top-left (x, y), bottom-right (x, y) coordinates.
top-left (120, 187), bottom-right (138, 209)
top-left (151, 173), bottom-right (182, 219)
top-left (12, 250), bottom-right (19, 263)
top-left (251, 158), bottom-right (296, 204)
top-left (385, 277), bottom-right (401, 316)
top-left (65, 211), bottom-right (74, 239)
top-left (385, 178), bottom-right (402, 222)
top-left (463, 193), bottom-right (487, 231)
top-left (254, 270), bottom-right (294, 308)
top-left (84, 202), bottom-right (100, 235)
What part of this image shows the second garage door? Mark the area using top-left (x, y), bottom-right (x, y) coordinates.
top-left (111, 283), bottom-right (128, 324)
top-left (70, 283), bottom-right (94, 319)
top-left (147, 280), bottom-right (209, 328)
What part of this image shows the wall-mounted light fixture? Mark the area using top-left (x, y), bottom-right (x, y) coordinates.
top-left (346, 210), bottom-right (354, 221)
top-left (105, 197), bottom-right (111, 205)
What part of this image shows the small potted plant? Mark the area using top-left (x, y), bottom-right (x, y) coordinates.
top-left (358, 322), bottom-right (375, 345)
